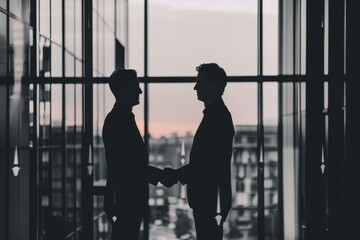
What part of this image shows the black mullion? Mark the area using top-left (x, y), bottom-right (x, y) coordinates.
top-left (277, 82), bottom-right (284, 240)
top-left (5, 1), bottom-right (9, 239)
top-left (48, 84), bottom-right (53, 240)
top-left (82, 0), bottom-right (93, 238)
top-left (257, 0), bottom-right (265, 240)
top-left (305, 0), bottom-right (326, 239)
top-left (73, 83), bottom-right (77, 239)
top-left (30, 0), bottom-right (38, 235)
top-left (61, 0), bottom-right (66, 238)
top-left (72, 3), bottom-right (78, 237)
top-left (25, 75), bottom-right (315, 84)
top-left (277, 1), bottom-right (284, 239)
top-left (328, 0), bottom-right (345, 239)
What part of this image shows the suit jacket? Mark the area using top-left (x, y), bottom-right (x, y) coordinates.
top-left (177, 99), bottom-right (234, 217)
top-left (102, 102), bottom-right (160, 216)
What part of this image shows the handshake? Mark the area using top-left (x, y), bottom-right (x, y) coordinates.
top-left (158, 167), bottom-right (180, 188)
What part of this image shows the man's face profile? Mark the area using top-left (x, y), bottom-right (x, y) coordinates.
top-left (194, 72), bottom-right (216, 102)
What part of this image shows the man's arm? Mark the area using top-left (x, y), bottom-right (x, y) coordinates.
top-left (147, 165), bottom-right (162, 185)
top-left (104, 159), bottom-right (115, 218)
top-left (211, 119), bottom-right (234, 220)
top-left (176, 164), bottom-right (192, 185)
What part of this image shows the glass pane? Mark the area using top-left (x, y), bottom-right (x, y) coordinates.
top-left (129, 0), bottom-right (144, 75)
top-left (75, 84), bottom-right (83, 230)
top-left (50, 84), bottom-right (64, 238)
top-left (148, 0), bottom-right (258, 76)
top-left (76, 59), bottom-right (82, 77)
top-left (282, 114), bottom-right (297, 239)
top-left (263, 0), bottom-right (279, 75)
top-left (39, 0), bottom-right (50, 37)
top-left (39, 36), bottom-right (51, 77)
top-left (51, 84), bottom-right (63, 144)
top-left (75, 0), bottom-right (82, 58)
top-left (116, 0), bottom-right (127, 46)
top-left (93, 9), bottom-right (99, 74)
top-left (65, 84), bottom-right (76, 235)
top-left (98, 20), bottom-right (104, 75)
top-left (65, 53), bottom-right (75, 77)
top-left (51, 43), bottom-right (63, 77)
top-left (9, 18), bottom-right (30, 81)
top-left (93, 195), bottom-right (112, 240)
top-left (51, 0), bottom-right (63, 44)
top-left (224, 83), bottom-right (258, 240)
top-left (263, 83), bottom-right (279, 240)
top-left (9, 0), bottom-right (30, 23)
top-left (104, 27), bottom-right (115, 76)
top-left (104, 0), bottom-right (115, 31)
top-left (149, 83), bottom-right (201, 239)
top-left (65, 0), bottom-right (75, 53)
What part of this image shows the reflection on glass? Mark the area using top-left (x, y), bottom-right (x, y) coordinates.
top-left (0, 0), bottom-right (6, 9)
top-left (93, 195), bottom-right (112, 240)
top-left (263, 0), bottom-right (279, 75)
top-left (9, 0), bottom-right (30, 23)
top-left (148, 0), bottom-right (257, 76)
top-left (39, 36), bottom-right (51, 77)
top-left (0, 13), bottom-right (7, 76)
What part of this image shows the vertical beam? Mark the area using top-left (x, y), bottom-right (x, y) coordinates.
top-left (29, 0), bottom-right (38, 238)
top-left (82, 0), bottom-right (93, 239)
top-left (277, 1), bottom-right (284, 239)
top-left (328, 0), bottom-right (345, 239)
top-left (305, 0), bottom-right (326, 239)
top-left (5, 1), bottom-right (10, 240)
top-left (61, 0), bottom-right (67, 238)
top-left (345, 0), bottom-right (360, 239)
top-left (257, 1), bottom-right (265, 240)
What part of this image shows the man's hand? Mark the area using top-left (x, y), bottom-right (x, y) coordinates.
top-left (160, 167), bottom-right (178, 187)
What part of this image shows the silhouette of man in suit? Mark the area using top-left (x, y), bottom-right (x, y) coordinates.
top-left (164, 63), bottom-right (235, 240)
top-left (102, 69), bottom-right (168, 239)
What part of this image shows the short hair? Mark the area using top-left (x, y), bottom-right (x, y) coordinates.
top-left (196, 63), bottom-right (227, 95)
top-left (109, 69), bottom-right (137, 96)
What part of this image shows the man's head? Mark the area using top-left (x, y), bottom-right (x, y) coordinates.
top-left (194, 63), bottom-right (227, 102)
top-left (109, 69), bottom-right (142, 106)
